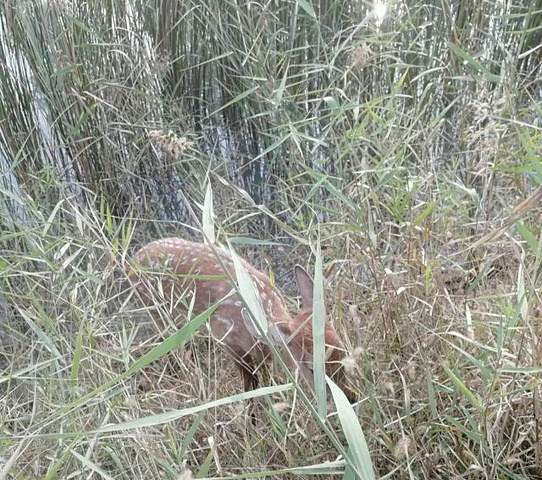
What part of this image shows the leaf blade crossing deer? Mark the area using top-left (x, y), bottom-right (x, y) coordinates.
top-left (127, 238), bottom-right (356, 403)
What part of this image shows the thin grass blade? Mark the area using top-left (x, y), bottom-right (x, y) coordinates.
top-left (312, 240), bottom-right (327, 419)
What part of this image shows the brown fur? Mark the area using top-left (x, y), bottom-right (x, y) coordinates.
top-left (127, 238), bottom-right (355, 402)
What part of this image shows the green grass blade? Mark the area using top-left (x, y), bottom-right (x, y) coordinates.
top-left (69, 323), bottom-right (84, 388)
top-left (442, 365), bottom-right (482, 410)
top-left (448, 42), bottom-right (501, 83)
top-left (229, 244), bottom-right (268, 335)
top-left (328, 377), bottom-right (375, 480)
top-left (203, 182), bottom-right (215, 244)
top-left (312, 240), bottom-right (327, 419)
top-left (70, 449), bottom-right (115, 480)
top-left (125, 305), bottom-right (217, 377)
top-left (93, 384), bottom-right (292, 434)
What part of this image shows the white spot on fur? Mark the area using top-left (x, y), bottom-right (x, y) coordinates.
top-left (220, 299), bottom-right (239, 307)
top-left (162, 239), bottom-right (180, 248)
top-left (220, 299), bottom-right (242, 308)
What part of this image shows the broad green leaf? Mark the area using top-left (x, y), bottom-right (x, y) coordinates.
top-left (448, 42), bottom-right (501, 83)
top-left (297, 0), bottom-right (316, 18)
top-left (328, 377), bottom-right (375, 480)
top-left (229, 244), bottom-right (268, 335)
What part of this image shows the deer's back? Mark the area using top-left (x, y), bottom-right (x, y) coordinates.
top-left (129, 238), bottom-right (291, 362)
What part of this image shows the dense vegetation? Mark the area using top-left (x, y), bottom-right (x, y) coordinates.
top-left (1, 0), bottom-right (541, 478)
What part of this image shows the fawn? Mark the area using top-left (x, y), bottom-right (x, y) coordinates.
top-left (128, 238), bottom-right (355, 402)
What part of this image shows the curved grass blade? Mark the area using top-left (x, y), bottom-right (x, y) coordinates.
top-left (328, 377), bottom-right (375, 480)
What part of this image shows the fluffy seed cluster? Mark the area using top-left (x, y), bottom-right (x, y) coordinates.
top-left (148, 130), bottom-right (194, 158)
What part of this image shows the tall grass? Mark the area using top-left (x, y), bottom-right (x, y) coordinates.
top-left (1, 0), bottom-right (541, 478)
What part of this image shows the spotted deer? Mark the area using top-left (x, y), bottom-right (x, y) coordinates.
top-left (128, 238), bottom-right (355, 402)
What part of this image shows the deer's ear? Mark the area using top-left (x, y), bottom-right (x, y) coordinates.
top-left (294, 265), bottom-right (314, 309)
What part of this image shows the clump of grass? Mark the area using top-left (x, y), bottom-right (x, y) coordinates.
top-left (1, 0), bottom-right (541, 478)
